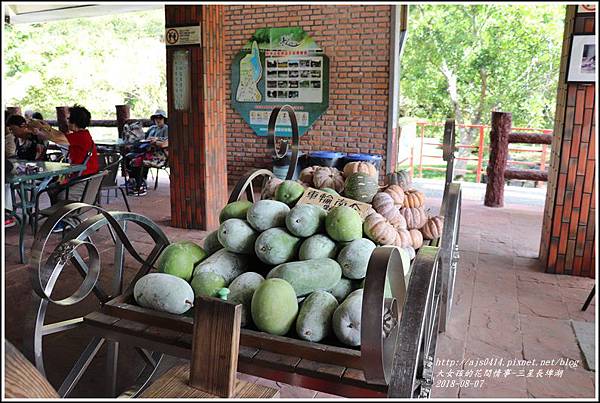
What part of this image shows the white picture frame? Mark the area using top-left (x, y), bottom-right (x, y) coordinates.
top-left (567, 35), bottom-right (596, 82)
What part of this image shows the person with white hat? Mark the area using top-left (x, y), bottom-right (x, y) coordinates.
top-left (125, 109), bottom-right (169, 196)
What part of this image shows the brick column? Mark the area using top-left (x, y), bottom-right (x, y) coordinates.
top-left (540, 6), bottom-right (596, 277)
top-left (166, 5), bottom-right (228, 230)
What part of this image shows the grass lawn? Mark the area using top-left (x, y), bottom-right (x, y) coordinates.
top-left (399, 163), bottom-right (480, 182)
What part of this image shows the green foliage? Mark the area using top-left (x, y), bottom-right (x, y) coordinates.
top-left (4, 9), bottom-right (166, 120)
top-left (399, 4), bottom-right (564, 129)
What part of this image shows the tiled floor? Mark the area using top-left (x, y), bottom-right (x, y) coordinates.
top-left (3, 174), bottom-right (596, 398)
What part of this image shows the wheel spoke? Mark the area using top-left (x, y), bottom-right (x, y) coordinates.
top-left (57, 336), bottom-right (105, 397)
top-left (245, 180), bottom-right (255, 202)
top-left (135, 348), bottom-right (158, 367)
top-left (112, 221), bottom-right (127, 296)
top-left (123, 244), bottom-right (164, 295)
top-left (41, 318), bottom-right (84, 336)
top-left (70, 250), bottom-right (110, 302)
top-left (106, 341), bottom-right (119, 397)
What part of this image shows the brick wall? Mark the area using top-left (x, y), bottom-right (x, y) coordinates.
top-left (540, 6), bottom-right (596, 277)
top-left (223, 5), bottom-right (392, 184)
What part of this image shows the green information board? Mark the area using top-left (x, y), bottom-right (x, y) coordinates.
top-left (231, 27), bottom-right (330, 137)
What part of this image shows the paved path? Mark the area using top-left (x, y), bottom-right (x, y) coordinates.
top-left (3, 173), bottom-right (594, 398)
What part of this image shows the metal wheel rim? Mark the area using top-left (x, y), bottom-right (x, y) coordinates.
top-left (23, 204), bottom-right (169, 397)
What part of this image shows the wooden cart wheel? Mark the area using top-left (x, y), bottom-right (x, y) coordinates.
top-left (228, 168), bottom-right (275, 203)
top-left (23, 203), bottom-right (170, 398)
top-left (438, 183), bottom-right (462, 333)
top-left (388, 246), bottom-right (442, 398)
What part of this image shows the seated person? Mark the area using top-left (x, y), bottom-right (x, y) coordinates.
top-left (41, 105), bottom-right (99, 205)
top-left (124, 109), bottom-right (168, 196)
top-left (6, 114), bottom-right (47, 161)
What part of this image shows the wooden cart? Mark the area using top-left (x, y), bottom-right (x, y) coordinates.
top-left (22, 114), bottom-right (461, 398)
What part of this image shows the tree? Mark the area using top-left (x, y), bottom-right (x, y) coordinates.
top-left (399, 4), bottom-right (564, 177)
top-left (3, 9), bottom-right (167, 122)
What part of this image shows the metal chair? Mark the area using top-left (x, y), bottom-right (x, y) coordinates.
top-left (146, 147), bottom-right (170, 190)
top-left (96, 153), bottom-right (131, 211)
top-left (32, 171), bottom-right (107, 237)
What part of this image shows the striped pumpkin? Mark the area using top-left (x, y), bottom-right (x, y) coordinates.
top-left (363, 212), bottom-right (397, 246)
top-left (403, 189), bottom-right (425, 208)
top-left (400, 206), bottom-right (428, 230)
top-left (409, 229), bottom-right (424, 249)
top-left (421, 216), bottom-right (444, 240)
top-left (384, 185), bottom-right (405, 207)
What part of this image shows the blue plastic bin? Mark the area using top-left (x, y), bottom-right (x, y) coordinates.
top-left (307, 151), bottom-right (346, 169)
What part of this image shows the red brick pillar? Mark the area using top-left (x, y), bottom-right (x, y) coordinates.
top-left (166, 5), bottom-right (228, 230)
top-left (56, 106), bottom-right (69, 133)
top-left (540, 6), bottom-right (596, 277)
top-left (484, 111), bottom-right (512, 208)
top-left (115, 105), bottom-right (130, 140)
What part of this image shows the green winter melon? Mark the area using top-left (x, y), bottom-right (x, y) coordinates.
top-left (219, 200), bottom-right (253, 223)
top-left (298, 234), bottom-right (338, 260)
top-left (157, 241), bottom-right (208, 282)
top-left (332, 288), bottom-right (363, 346)
top-left (228, 272), bottom-right (265, 327)
top-left (203, 230), bottom-right (223, 256)
top-left (321, 187), bottom-right (340, 196)
top-left (193, 249), bottom-right (250, 284)
top-left (285, 204), bottom-right (327, 237)
top-left (296, 290), bottom-right (339, 342)
top-left (325, 206), bottom-right (363, 242)
top-left (267, 258), bottom-right (342, 297)
top-left (251, 278), bottom-right (299, 335)
top-left (217, 219), bottom-right (257, 254)
top-left (246, 200), bottom-right (290, 231)
top-left (337, 238), bottom-right (377, 279)
top-left (328, 277), bottom-right (355, 302)
top-left (275, 180), bottom-right (305, 206)
top-left (254, 228), bottom-right (301, 265)
top-left (134, 273), bottom-right (195, 314)
top-left (190, 271), bottom-right (226, 298)
top-left (344, 173), bottom-right (379, 203)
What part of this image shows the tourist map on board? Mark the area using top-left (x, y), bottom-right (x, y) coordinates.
top-left (231, 27), bottom-right (330, 137)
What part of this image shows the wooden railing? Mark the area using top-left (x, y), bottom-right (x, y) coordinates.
top-left (5, 105), bottom-right (152, 138)
top-left (484, 111), bottom-right (552, 207)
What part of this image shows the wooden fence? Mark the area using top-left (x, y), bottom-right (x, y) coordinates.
top-left (5, 105), bottom-right (153, 137)
top-left (484, 111), bottom-right (552, 207)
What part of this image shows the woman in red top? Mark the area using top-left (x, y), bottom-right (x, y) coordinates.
top-left (44, 105), bottom-right (100, 211)
top-left (65, 104), bottom-right (99, 176)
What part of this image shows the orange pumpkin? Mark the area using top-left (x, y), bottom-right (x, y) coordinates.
top-left (421, 216), bottom-right (444, 240)
top-left (400, 206), bottom-right (428, 230)
top-left (409, 229), bottom-right (424, 249)
top-left (394, 228), bottom-right (412, 248)
top-left (403, 189), bottom-right (425, 208)
top-left (363, 212), bottom-right (397, 245)
top-left (343, 161), bottom-right (378, 178)
top-left (384, 185), bottom-right (405, 207)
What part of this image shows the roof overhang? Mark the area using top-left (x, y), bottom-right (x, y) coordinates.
top-left (4, 3), bottom-right (164, 25)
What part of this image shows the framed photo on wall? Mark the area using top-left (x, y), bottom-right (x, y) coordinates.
top-left (567, 34), bottom-right (596, 82)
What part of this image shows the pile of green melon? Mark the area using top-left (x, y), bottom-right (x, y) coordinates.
top-left (133, 162), bottom-right (444, 348)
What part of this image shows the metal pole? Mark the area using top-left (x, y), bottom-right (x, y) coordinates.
top-left (476, 125), bottom-right (485, 183)
top-left (419, 124), bottom-right (425, 178)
